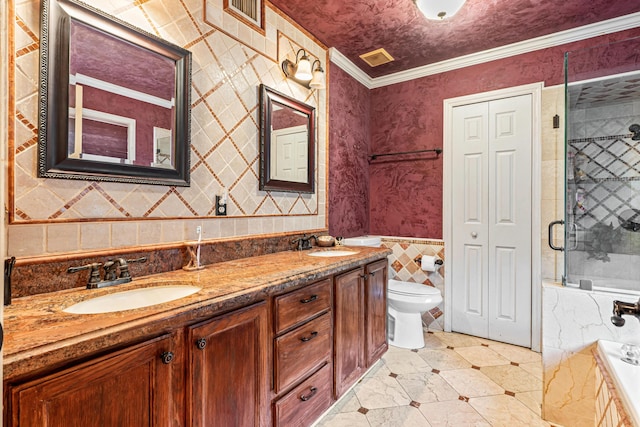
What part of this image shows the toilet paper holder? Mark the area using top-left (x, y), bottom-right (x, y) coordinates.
top-left (413, 256), bottom-right (443, 266)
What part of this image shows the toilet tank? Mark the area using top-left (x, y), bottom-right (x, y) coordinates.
top-left (341, 236), bottom-right (381, 247)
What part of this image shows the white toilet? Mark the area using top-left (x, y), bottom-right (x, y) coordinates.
top-left (341, 236), bottom-right (443, 349)
top-left (387, 279), bottom-right (442, 349)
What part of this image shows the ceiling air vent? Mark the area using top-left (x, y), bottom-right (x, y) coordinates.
top-left (359, 48), bottom-right (394, 67)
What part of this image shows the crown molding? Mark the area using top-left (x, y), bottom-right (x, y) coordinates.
top-left (330, 11), bottom-right (640, 89)
top-left (329, 48), bottom-right (373, 89)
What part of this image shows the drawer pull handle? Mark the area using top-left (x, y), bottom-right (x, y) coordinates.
top-left (300, 386), bottom-right (317, 401)
top-left (300, 331), bottom-right (318, 342)
top-left (369, 271), bottom-right (376, 277)
top-left (300, 295), bottom-right (318, 304)
top-left (359, 274), bottom-right (368, 280)
top-left (160, 351), bottom-right (174, 364)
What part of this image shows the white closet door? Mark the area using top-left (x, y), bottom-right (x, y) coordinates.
top-left (451, 94), bottom-right (532, 347)
top-left (487, 95), bottom-right (532, 347)
top-left (451, 102), bottom-right (490, 339)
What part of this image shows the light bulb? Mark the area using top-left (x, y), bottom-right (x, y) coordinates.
top-left (294, 54), bottom-right (312, 81)
top-left (309, 65), bottom-right (325, 89)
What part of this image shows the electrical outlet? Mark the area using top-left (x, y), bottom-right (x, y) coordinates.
top-left (215, 195), bottom-right (227, 216)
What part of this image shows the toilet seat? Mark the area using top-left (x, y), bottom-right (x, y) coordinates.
top-left (388, 279), bottom-right (440, 297)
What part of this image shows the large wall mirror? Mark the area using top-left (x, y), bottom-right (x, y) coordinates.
top-left (259, 84), bottom-right (315, 193)
top-left (38, 0), bottom-right (192, 186)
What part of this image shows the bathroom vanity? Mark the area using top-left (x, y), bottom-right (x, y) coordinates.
top-left (2, 246), bottom-right (390, 426)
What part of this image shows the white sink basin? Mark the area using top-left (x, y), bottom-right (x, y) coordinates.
top-left (64, 285), bottom-right (201, 314)
top-left (307, 250), bottom-right (359, 257)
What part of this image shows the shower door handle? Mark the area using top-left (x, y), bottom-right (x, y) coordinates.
top-left (548, 220), bottom-right (564, 251)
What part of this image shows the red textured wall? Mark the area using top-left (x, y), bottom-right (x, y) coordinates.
top-left (328, 64), bottom-right (371, 238)
top-left (69, 85), bottom-right (173, 166)
top-left (368, 28), bottom-right (640, 239)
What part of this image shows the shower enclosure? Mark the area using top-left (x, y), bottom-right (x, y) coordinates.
top-left (561, 37), bottom-right (640, 294)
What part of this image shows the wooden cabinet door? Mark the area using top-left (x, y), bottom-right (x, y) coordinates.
top-left (187, 301), bottom-right (269, 427)
top-left (9, 334), bottom-right (179, 427)
top-left (333, 267), bottom-right (365, 398)
top-left (365, 259), bottom-right (388, 367)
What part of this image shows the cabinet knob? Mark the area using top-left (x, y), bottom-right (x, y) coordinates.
top-left (300, 331), bottom-right (318, 342)
top-left (300, 295), bottom-right (318, 304)
top-left (196, 338), bottom-right (207, 350)
top-left (369, 271), bottom-right (376, 277)
top-left (471, 232), bottom-right (478, 238)
top-left (160, 351), bottom-right (174, 364)
top-left (300, 386), bottom-right (317, 402)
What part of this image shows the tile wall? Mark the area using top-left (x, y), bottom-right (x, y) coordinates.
top-left (9, 0), bottom-right (327, 258)
top-left (540, 85), bottom-right (565, 283)
top-left (381, 237), bottom-right (445, 330)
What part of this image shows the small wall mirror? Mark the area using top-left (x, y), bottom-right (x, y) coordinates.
top-left (259, 84), bottom-right (315, 193)
top-left (38, 0), bottom-right (192, 186)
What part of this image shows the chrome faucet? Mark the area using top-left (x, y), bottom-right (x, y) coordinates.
top-left (68, 257), bottom-right (147, 289)
top-left (611, 297), bottom-right (640, 327)
top-left (292, 234), bottom-right (317, 251)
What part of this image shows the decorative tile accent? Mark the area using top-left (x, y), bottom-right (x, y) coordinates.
top-left (382, 237), bottom-right (446, 330)
top-left (10, 0), bottom-right (327, 257)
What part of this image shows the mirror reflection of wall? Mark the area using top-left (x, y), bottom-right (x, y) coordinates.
top-left (38, 0), bottom-right (192, 186)
top-left (68, 20), bottom-right (176, 168)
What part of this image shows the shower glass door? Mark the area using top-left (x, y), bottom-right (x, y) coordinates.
top-left (564, 37), bottom-right (640, 294)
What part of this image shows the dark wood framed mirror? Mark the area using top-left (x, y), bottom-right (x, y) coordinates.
top-left (259, 84), bottom-right (315, 193)
top-left (38, 0), bottom-right (192, 186)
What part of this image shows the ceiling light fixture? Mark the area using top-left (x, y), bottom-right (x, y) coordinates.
top-left (281, 49), bottom-right (325, 90)
top-left (415, 0), bottom-right (467, 20)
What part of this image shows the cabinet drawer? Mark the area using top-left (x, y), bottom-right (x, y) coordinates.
top-left (274, 313), bottom-right (331, 393)
top-left (274, 279), bottom-right (331, 334)
top-left (274, 363), bottom-right (333, 427)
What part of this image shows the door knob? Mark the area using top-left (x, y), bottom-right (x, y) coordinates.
top-left (471, 232), bottom-right (478, 238)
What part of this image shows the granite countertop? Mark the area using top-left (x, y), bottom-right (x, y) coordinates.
top-left (3, 246), bottom-right (390, 381)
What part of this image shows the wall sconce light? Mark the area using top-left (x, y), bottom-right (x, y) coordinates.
top-left (282, 49), bottom-right (325, 89)
top-left (415, 0), bottom-right (467, 20)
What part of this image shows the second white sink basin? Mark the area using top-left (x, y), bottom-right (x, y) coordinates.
top-left (64, 284), bottom-right (201, 314)
top-left (307, 250), bottom-right (359, 257)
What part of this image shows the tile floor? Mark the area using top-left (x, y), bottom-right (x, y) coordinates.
top-left (316, 330), bottom-right (556, 427)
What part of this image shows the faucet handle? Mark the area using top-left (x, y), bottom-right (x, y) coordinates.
top-left (116, 257), bottom-right (147, 279)
top-left (103, 261), bottom-right (118, 281)
top-left (67, 262), bottom-right (102, 286)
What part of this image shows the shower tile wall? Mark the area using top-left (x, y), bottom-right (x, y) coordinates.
top-left (10, 0), bottom-right (327, 258)
top-left (566, 96), bottom-right (640, 287)
top-left (381, 237), bottom-right (445, 330)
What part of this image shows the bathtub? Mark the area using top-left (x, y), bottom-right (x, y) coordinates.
top-left (596, 340), bottom-right (640, 426)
